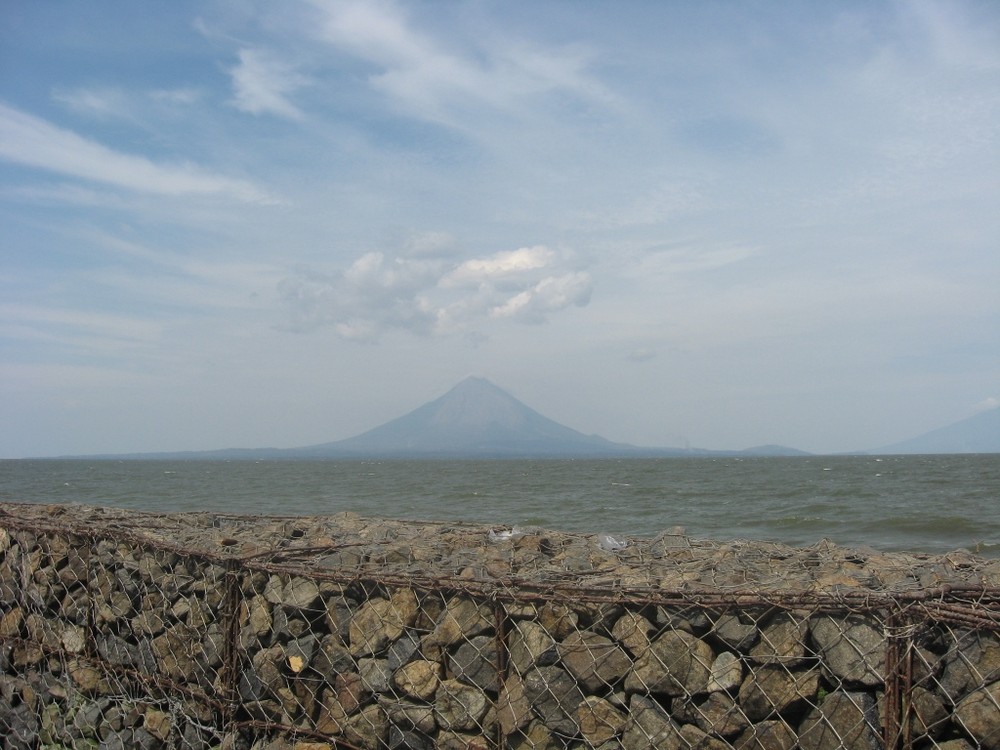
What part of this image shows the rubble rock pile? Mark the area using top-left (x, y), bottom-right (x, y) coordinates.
top-left (2, 502), bottom-right (1000, 749)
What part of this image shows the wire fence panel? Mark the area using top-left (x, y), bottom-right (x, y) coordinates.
top-left (3, 504), bottom-right (1000, 749)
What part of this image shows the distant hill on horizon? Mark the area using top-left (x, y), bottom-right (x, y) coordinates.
top-left (71, 377), bottom-right (808, 460)
top-left (869, 406), bottom-right (1000, 455)
top-left (53, 379), bottom-right (1000, 460)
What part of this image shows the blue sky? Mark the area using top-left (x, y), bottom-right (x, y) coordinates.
top-left (2, 0), bottom-right (998, 457)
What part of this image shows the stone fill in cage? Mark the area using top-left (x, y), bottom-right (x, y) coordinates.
top-left (2, 502), bottom-right (1000, 749)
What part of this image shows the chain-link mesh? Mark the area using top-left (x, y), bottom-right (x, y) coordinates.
top-left (3, 503), bottom-right (1000, 749)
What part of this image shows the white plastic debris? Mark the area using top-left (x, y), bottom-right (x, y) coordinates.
top-left (596, 532), bottom-right (628, 552)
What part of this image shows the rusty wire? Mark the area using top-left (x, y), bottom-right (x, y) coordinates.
top-left (3, 503), bottom-right (1000, 749)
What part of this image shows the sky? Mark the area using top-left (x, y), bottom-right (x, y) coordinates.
top-left (2, 0), bottom-right (999, 458)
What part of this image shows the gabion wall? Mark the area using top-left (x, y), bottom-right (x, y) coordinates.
top-left (2, 502), bottom-right (1000, 750)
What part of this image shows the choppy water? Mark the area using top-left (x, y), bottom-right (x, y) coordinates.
top-left (2, 455), bottom-right (999, 556)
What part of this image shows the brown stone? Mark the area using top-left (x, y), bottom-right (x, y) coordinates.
top-left (749, 612), bottom-right (808, 665)
top-left (558, 630), bottom-right (633, 692)
top-left (508, 620), bottom-right (557, 673)
top-left (577, 695), bottom-right (627, 745)
top-left (621, 694), bottom-right (683, 750)
top-left (143, 708), bottom-right (171, 742)
top-left (955, 680), bottom-right (1000, 750)
top-left (612, 611), bottom-right (654, 654)
top-left (810, 615), bottom-right (884, 686)
top-left (625, 629), bottom-right (714, 696)
top-left (733, 720), bottom-right (797, 750)
top-left (497, 672), bottom-right (531, 736)
top-left (394, 659), bottom-right (440, 701)
top-left (738, 666), bottom-right (820, 722)
top-left (798, 691), bottom-right (881, 750)
top-left (435, 678), bottom-right (490, 732)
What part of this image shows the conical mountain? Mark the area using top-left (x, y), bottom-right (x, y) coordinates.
top-left (297, 377), bottom-right (642, 457)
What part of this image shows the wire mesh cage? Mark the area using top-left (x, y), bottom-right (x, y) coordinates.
top-left (2, 503), bottom-right (1000, 749)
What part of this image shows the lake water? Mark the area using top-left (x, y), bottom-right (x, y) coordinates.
top-left (2, 454), bottom-right (999, 556)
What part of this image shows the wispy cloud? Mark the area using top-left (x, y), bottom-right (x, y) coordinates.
top-left (0, 102), bottom-right (277, 203)
top-left (304, 0), bottom-right (613, 126)
top-left (228, 48), bottom-right (309, 120)
top-left (278, 244), bottom-right (591, 340)
top-left (51, 87), bottom-right (135, 120)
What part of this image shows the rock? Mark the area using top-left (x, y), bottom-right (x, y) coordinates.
top-left (954, 679), bottom-right (1000, 749)
top-left (934, 741), bottom-right (975, 750)
top-left (939, 630), bottom-right (1000, 702)
top-left (387, 726), bottom-right (434, 750)
top-left (359, 657), bottom-right (393, 693)
top-left (707, 651), bottom-right (743, 692)
top-left (349, 589), bottom-right (419, 656)
top-left (0, 701), bottom-right (38, 750)
top-left (97, 634), bottom-right (156, 672)
top-left (382, 698), bottom-right (437, 734)
top-left (577, 695), bottom-right (627, 745)
top-left (437, 730), bottom-right (492, 749)
top-left (0, 607), bottom-right (23, 638)
top-left (907, 685), bottom-right (947, 740)
top-left (497, 673), bottom-right (531, 736)
top-left (324, 596), bottom-right (354, 642)
top-left (242, 595), bottom-right (272, 640)
top-left (558, 630), bottom-right (633, 692)
top-left (733, 720), bottom-right (797, 750)
top-left (612, 611), bottom-right (654, 654)
top-left (423, 596), bottom-right (493, 654)
top-left (313, 635), bottom-right (355, 680)
top-left (435, 678), bottom-right (490, 732)
top-left (509, 720), bottom-right (561, 750)
top-left (143, 707), bottom-right (172, 742)
top-left (279, 576), bottom-right (319, 609)
top-left (333, 671), bottom-right (369, 714)
top-left (712, 613), bottom-right (759, 652)
top-left (387, 631), bottom-right (421, 671)
top-left (798, 691), bottom-right (881, 750)
top-left (625, 629), bottom-right (714, 696)
top-left (285, 635), bottom-right (317, 674)
top-left (151, 623), bottom-right (199, 681)
top-left (537, 603), bottom-right (578, 639)
top-left (393, 659), bottom-right (440, 701)
top-left (522, 666), bottom-right (584, 737)
top-left (68, 658), bottom-right (106, 694)
top-left (686, 691), bottom-right (750, 738)
top-left (811, 615), bottom-right (884, 686)
top-left (315, 691), bottom-right (347, 735)
top-left (620, 694), bottom-right (682, 750)
top-left (450, 634), bottom-right (499, 692)
top-left (344, 703), bottom-right (388, 749)
top-left (749, 612), bottom-right (809, 665)
top-left (680, 722), bottom-right (733, 750)
top-left (508, 620), bottom-right (557, 673)
top-left (738, 666), bottom-right (820, 722)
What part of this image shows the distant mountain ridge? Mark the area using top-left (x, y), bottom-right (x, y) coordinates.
top-left (69, 378), bottom-right (1000, 460)
top-left (870, 406), bottom-right (1000, 454)
top-left (80, 377), bottom-right (808, 459)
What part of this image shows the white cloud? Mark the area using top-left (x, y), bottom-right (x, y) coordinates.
top-left (0, 102), bottom-right (276, 203)
top-left (149, 88), bottom-right (203, 106)
top-left (52, 87), bottom-right (134, 120)
top-left (228, 48), bottom-right (309, 120)
top-left (975, 397), bottom-right (1000, 413)
top-left (278, 243), bottom-right (590, 339)
top-left (489, 272), bottom-right (592, 323)
top-left (304, 0), bottom-right (613, 125)
top-left (442, 246), bottom-right (554, 286)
